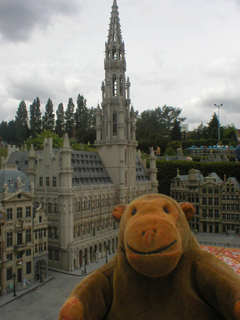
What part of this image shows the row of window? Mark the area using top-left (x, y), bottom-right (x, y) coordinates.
top-left (6, 228), bottom-right (47, 247)
top-left (174, 185), bottom-right (239, 196)
top-left (222, 204), bottom-right (240, 211)
top-left (36, 196), bottom-right (117, 215)
top-left (73, 220), bottom-right (115, 238)
top-left (202, 188), bottom-right (219, 194)
top-left (200, 210), bottom-right (239, 221)
top-left (48, 227), bottom-right (58, 240)
top-left (34, 229), bottom-right (47, 240)
top-left (222, 214), bottom-right (240, 221)
top-left (72, 153), bottom-right (97, 160)
top-left (222, 195), bottom-right (239, 201)
top-left (48, 249), bottom-right (59, 261)
top-left (6, 249), bottom-right (31, 262)
top-left (106, 47), bottom-right (124, 60)
top-left (202, 209), bottom-right (220, 219)
top-left (202, 198), bottom-right (220, 206)
top-left (6, 262), bottom-right (31, 281)
top-left (7, 207), bottom-right (31, 220)
top-left (35, 242), bottom-right (47, 253)
top-left (39, 176), bottom-right (57, 187)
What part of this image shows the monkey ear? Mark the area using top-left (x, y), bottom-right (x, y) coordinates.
top-left (179, 202), bottom-right (196, 221)
top-left (112, 204), bottom-right (127, 222)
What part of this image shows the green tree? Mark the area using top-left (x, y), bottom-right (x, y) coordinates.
top-left (224, 124), bottom-right (237, 152)
top-left (136, 105), bottom-right (185, 153)
top-left (74, 94), bottom-right (88, 143)
top-left (30, 97), bottom-right (42, 138)
top-left (55, 103), bottom-right (65, 137)
top-left (25, 130), bottom-right (63, 150)
top-left (0, 121), bottom-right (8, 141)
top-left (7, 120), bottom-right (17, 143)
top-left (15, 100), bottom-right (30, 144)
top-left (42, 98), bottom-right (55, 131)
top-left (85, 107), bottom-right (96, 144)
top-left (170, 120), bottom-right (182, 141)
top-left (207, 113), bottom-right (219, 140)
top-left (65, 98), bottom-right (75, 138)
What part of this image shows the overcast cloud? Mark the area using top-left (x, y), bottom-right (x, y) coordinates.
top-left (0, 0), bottom-right (239, 130)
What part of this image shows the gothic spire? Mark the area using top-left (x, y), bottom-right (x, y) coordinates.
top-left (108, 0), bottom-right (122, 44)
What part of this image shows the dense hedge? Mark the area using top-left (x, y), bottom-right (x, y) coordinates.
top-left (156, 160), bottom-right (240, 196)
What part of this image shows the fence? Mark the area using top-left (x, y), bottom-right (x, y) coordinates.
top-left (198, 240), bottom-right (240, 248)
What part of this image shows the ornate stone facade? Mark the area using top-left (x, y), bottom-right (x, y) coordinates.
top-left (5, 1), bottom-right (158, 272)
top-left (170, 169), bottom-right (240, 234)
top-left (0, 164), bottom-right (48, 296)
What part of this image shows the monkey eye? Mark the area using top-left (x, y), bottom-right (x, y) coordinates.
top-left (163, 207), bottom-right (169, 214)
top-left (132, 208), bottom-right (137, 216)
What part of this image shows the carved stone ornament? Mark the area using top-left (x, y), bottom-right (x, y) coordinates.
top-left (15, 219), bottom-right (23, 230)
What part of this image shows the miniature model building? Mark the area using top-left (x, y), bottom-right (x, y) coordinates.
top-left (5, 1), bottom-right (158, 272)
top-left (171, 168), bottom-right (240, 234)
top-left (0, 163), bottom-right (48, 296)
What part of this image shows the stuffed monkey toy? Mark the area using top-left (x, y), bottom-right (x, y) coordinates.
top-left (59, 194), bottom-right (240, 320)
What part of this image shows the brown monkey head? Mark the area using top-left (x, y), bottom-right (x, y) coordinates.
top-left (112, 194), bottom-right (195, 278)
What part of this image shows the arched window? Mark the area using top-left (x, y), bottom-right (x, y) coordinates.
top-left (119, 48), bottom-right (123, 60)
top-left (112, 47), bottom-right (117, 59)
top-left (113, 111), bottom-right (117, 136)
top-left (120, 75), bottom-right (123, 96)
top-left (113, 75), bottom-right (117, 96)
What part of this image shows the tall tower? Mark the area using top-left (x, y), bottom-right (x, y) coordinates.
top-left (95, 0), bottom-right (137, 203)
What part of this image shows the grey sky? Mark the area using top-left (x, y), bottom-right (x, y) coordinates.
top-left (0, 0), bottom-right (239, 130)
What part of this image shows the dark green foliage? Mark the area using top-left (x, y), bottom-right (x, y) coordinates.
top-left (136, 105), bottom-right (185, 154)
top-left (55, 103), bottom-right (65, 137)
top-left (156, 160), bottom-right (240, 196)
top-left (65, 98), bottom-right (75, 138)
top-left (0, 121), bottom-right (8, 141)
top-left (74, 94), bottom-right (88, 143)
top-left (30, 97), bottom-right (42, 138)
top-left (15, 100), bottom-right (30, 144)
top-left (207, 113), bottom-right (219, 140)
top-left (42, 98), bottom-right (55, 131)
top-left (0, 121), bottom-right (17, 143)
top-left (167, 141), bottom-right (182, 152)
top-left (85, 107), bottom-right (96, 144)
top-left (25, 130), bottom-right (63, 150)
top-left (7, 120), bottom-right (17, 143)
top-left (224, 124), bottom-right (237, 151)
top-left (163, 147), bottom-right (176, 156)
top-left (170, 120), bottom-right (182, 141)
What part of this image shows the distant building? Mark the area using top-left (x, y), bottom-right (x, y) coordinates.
top-left (0, 164), bottom-right (48, 296)
top-left (170, 169), bottom-right (240, 235)
top-left (5, 0), bottom-right (158, 272)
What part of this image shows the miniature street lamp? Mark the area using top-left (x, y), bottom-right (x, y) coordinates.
top-left (12, 273), bottom-right (17, 297)
top-left (106, 245), bottom-right (109, 263)
top-left (82, 254), bottom-right (87, 274)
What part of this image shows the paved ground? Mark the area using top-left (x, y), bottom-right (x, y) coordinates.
top-left (0, 233), bottom-right (239, 319)
top-left (0, 253), bottom-right (116, 320)
top-left (194, 232), bottom-right (240, 248)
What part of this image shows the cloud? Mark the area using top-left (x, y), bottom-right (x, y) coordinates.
top-left (7, 72), bottom-right (62, 102)
top-left (180, 83), bottom-right (240, 130)
top-left (0, 0), bottom-right (81, 42)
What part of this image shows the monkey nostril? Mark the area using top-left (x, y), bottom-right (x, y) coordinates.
top-left (142, 231), bottom-right (145, 236)
top-left (153, 229), bottom-right (157, 234)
